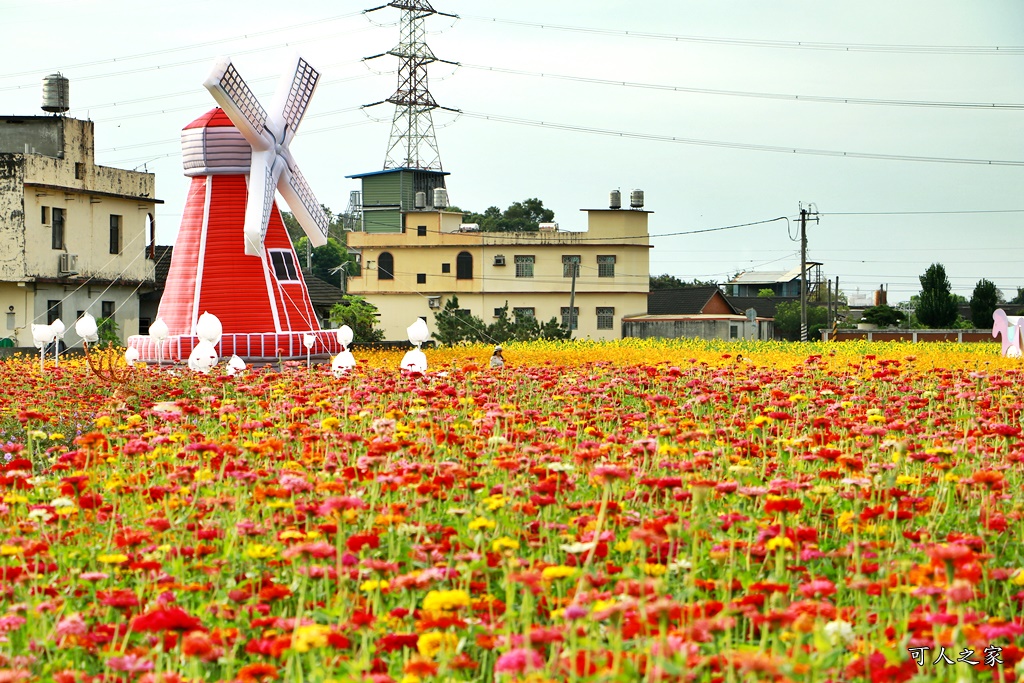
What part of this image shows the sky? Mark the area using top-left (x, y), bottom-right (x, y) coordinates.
top-left (2, 0), bottom-right (1022, 304)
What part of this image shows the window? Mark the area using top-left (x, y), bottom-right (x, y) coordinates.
top-left (562, 255), bottom-right (581, 278)
top-left (597, 307), bottom-right (615, 330)
top-left (74, 162), bottom-right (85, 180)
top-left (101, 300), bottom-right (115, 321)
top-left (456, 251), bottom-right (473, 280)
top-left (456, 309), bottom-right (472, 319)
top-left (139, 318), bottom-right (151, 335)
top-left (269, 249), bottom-right (299, 282)
top-left (377, 252), bottom-right (394, 280)
top-left (46, 300), bottom-right (62, 325)
top-left (730, 325), bottom-right (739, 339)
top-left (51, 208), bottom-right (65, 250)
top-left (41, 206), bottom-right (50, 225)
top-left (417, 225), bottom-right (427, 237)
top-left (441, 263), bottom-right (450, 274)
top-left (416, 273), bottom-right (426, 284)
top-left (109, 215), bottom-right (122, 255)
top-left (513, 307), bottom-right (535, 322)
top-left (598, 255), bottom-right (616, 278)
top-left (514, 255), bottom-right (535, 278)
top-left (560, 307), bottom-right (579, 331)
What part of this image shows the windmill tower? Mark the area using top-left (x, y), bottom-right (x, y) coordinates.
top-left (127, 56), bottom-right (343, 362)
top-left (365, 0), bottom-right (457, 171)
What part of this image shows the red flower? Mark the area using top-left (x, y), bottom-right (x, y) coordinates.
top-left (131, 607), bottom-right (204, 633)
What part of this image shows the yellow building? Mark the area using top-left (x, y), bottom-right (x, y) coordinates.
top-left (345, 169), bottom-right (650, 340)
top-left (0, 115), bottom-right (160, 347)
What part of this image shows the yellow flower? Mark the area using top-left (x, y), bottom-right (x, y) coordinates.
top-left (492, 537), bottom-right (519, 552)
top-left (469, 516), bottom-right (496, 530)
top-left (614, 540), bottom-right (634, 553)
top-left (28, 429), bottom-right (48, 440)
top-left (416, 631), bottom-right (459, 659)
top-left (0, 545), bottom-right (23, 556)
top-left (97, 553), bottom-right (129, 564)
top-left (895, 475), bottom-right (920, 486)
top-left (94, 416), bottom-right (113, 429)
top-left (291, 624), bottom-right (331, 652)
top-left (541, 565), bottom-right (576, 581)
top-left (244, 544), bottom-right (278, 560)
top-left (320, 416), bottom-right (340, 431)
top-left (423, 589), bottom-right (471, 614)
top-left (360, 579), bottom-right (389, 592)
top-left (643, 563), bottom-right (668, 576)
top-left (481, 494), bottom-right (507, 511)
top-left (279, 529), bottom-right (306, 541)
top-left (766, 537), bottom-right (794, 552)
top-left (48, 432), bottom-right (65, 441)
top-left (1011, 570), bottom-right (1024, 587)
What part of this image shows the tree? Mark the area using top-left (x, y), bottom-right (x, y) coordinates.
top-left (916, 263), bottom-right (959, 328)
top-left (757, 288), bottom-right (775, 298)
top-left (294, 237), bottom-right (353, 285)
top-left (861, 304), bottom-right (905, 328)
top-left (433, 295), bottom-right (484, 346)
top-left (461, 198), bottom-right (554, 232)
top-left (328, 296), bottom-right (385, 343)
top-left (773, 302), bottom-right (828, 341)
top-left (649, 275), bottom-right (719, 290)
top-left (1011, 287), bottom-right (1024, 306)
top-left (969, 278), bottom-right (1002, 328)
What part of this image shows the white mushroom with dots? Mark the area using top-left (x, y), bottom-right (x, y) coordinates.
top-left (400, 319), bottom-right (430, 374)
top-left (332, 325), bottom-right (356, 377)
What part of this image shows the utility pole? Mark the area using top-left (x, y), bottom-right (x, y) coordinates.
top-left (798, 203), bottom-right (819, 342)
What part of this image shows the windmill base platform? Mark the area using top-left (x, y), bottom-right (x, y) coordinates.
top-left (127, 330), bottom-right (343, 364)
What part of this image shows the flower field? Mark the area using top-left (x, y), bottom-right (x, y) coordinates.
top-left (0, 339), bottom-right (1022, 683)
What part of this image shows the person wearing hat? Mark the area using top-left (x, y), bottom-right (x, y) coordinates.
top-left (490, 345), bottom-right (505, 368)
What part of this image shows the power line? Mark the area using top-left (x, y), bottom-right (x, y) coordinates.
top-left (461, 63), bottom-right (1024, 111)
top-left (823, 209), bottom-right (1024, 216)
top-left (0, 12), bottom-right (366, 81)
top-left (460, 111), bottom-right (1024, 166)
top-left (462, 15), bottom-right (1024, 55)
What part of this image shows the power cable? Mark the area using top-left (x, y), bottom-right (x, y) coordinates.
top-left (462, 15), bottom-right (1024, 55)
top-left (460, 110), bottom-right (1024, 166)
top-left (461, 63), bottom-right (1024, 110)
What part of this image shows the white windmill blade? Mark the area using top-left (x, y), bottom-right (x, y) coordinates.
top-left (244, 150), bottom-right (286, 256)
top-left (204, 57), bottom-right (272, 151)
top-left (271, 56), bottom-right (321, 148)
top-left (278, 164), bottom-right (329, 247)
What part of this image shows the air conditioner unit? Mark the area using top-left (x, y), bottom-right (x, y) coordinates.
top-left (59, 253), bottom-right (78, 275)
top-left (493, 255), bottom-right (506, 266)
top-left (427, 296), bottom-right (441, 309)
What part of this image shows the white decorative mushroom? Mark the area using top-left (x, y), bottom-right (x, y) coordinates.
top-left (31, 323), bottom-right (56, 349)
top-left (187, 339), bottom-right (219, 374)
top-left (227, 354), bottom-right (247, 376)
top-left (332, 324), bottom-right (356, 377)
top-left (124, 346), bottom-right (140, 367)
top-left (336, 325), bottom-right (354, 349)
top-left (400, 319), bottom-right (430, 374)
top-left (75, 313), bottom-right (99, 343)
top-left (149, 317), bottom-right (169, 367)
top-left (195, 311), bottom-right (223, 345)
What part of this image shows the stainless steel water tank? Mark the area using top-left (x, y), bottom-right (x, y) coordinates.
top-left (41, 74), bottom-right (70, 113)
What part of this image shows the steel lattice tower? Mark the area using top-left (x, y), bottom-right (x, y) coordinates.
top-left (365, 1), bottom-right (456, 171)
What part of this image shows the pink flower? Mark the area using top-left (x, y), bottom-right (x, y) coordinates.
top-left (494, 648), bottom-right (544, 676)
top-left (55, 614), bottom-right (87, 639)
top-left (107, 654), bottom-right (154, 673)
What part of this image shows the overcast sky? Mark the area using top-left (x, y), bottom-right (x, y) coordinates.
top-left (2, 0), bottom-right (1022, 303)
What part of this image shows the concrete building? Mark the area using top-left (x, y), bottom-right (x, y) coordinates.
top-left (622, 286), bottom-right (775, 341)
top-left (345, 169), bottom-right (650, 340)
top-left (0, 114), bottom-right (160, 346)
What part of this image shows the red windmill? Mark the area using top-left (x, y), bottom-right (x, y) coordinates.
top-left (129, 56), bottom-right (342, 362)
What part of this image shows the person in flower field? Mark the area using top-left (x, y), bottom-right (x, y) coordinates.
top-left (490, 346), bottom-right (505, 369)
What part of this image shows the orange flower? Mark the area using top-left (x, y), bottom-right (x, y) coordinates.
top-left (237, 663), bottom-right (279, 682)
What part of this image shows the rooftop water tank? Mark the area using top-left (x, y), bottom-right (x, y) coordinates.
top-left (630, 189), bottom-right (645, 209)
top-left (609, 190), bottom-right (622, 209)
top-left (433, 187), bottom-right (448, 209)
top-left (415, 191), bottom-right (427, 209)
top-left (41, 73), bottom-right (70, 114)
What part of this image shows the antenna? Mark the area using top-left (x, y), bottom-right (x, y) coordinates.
top-left (364, 1), bottom-right (459, 171)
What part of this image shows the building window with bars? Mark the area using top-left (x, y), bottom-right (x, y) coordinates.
top-left (597, 306), bottom-right (615, 330)
top-left (51, 207), bottom-right (65, 250)
top-left (597, 255), bottom-right (616, 278)
top-left (101, 300), bottom-right (115, 322)
top-left (562, 255), bottom-right (581, 278)
top-left (109, 215), bottom-right (122, 255)
top-left (512, 307), bottom-right (535, 322)
top-left (560, 306), bottom-right (579, 330)
top-left (46, 300), bottom-right (62, 325)
top-left (515, 255), bottom-right (535, 278)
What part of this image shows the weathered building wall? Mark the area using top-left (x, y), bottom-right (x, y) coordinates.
top-left (0, 118), bottom-right (63, 158)
top-left (0, 154), bottom-right (27, 281)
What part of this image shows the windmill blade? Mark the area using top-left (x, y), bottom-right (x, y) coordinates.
top-left (272, 56), bottom-right (321, 147)
top-left (204, 57), bottom-right (272, 151)
top-left (243, 150), bottom-right (286, 256)
top-left (278, 163), bottom-right (329, 248)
